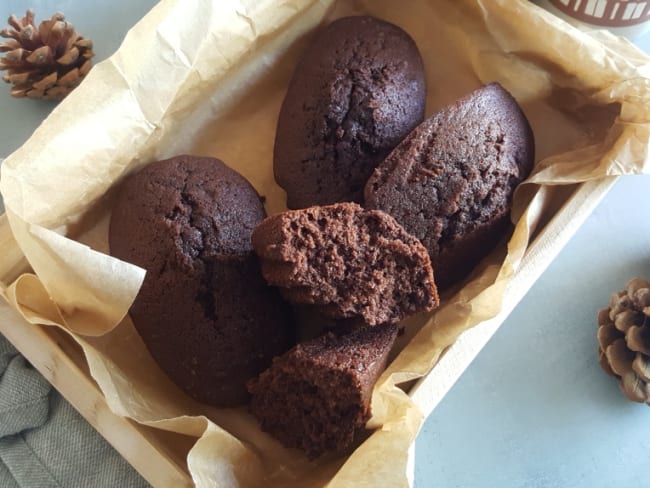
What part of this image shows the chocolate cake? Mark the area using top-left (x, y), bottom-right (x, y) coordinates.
top-left (251, 202), bottom-right (439, 325)
top-left (365, 83), bottom-right (535, 288)
top-left (274, 15), bottom-right (426, 209)
top-left (248, 323), bottom-right (398, 458)
top-left (109, 155), bottom-right (294, 407)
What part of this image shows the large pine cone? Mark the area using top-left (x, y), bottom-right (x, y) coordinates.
top-left (0, 10), bottom-right (93, 100)
top-left (598, 278), bottom-right (650, 404)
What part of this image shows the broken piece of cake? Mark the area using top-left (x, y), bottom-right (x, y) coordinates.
top-left (251, 202), bottom-right (439, 326)
top-left (248, 323), bottom-right (398, 458)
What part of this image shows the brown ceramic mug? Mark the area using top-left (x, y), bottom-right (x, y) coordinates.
top-left (534, 0), bottom-right (650, 38)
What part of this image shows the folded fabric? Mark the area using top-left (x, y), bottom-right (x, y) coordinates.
top-left (0, 333), bottom-right (148, 488)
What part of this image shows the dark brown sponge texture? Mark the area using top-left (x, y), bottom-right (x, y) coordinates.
top-left (109, 155), bottom-right (294, 407)
top-left (274, 15), bottom-right (426, 209)
top-left (365, 83), bottom-right (535, 289)
top-left (248, 323), bottom-right (398, 458)
top-left (252, 202), bottom-right (438, 325)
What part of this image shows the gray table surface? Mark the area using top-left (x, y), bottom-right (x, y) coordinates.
top-left (1, 2), bottom-right (649, 487)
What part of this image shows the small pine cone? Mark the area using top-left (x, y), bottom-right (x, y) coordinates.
top-left (0, 10), bottom-right (94, 100)
top-left (597, 278), bottom-right (650, 405)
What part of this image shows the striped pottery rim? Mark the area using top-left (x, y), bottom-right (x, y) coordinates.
top-left (548, 0), bottom-right (650, 27)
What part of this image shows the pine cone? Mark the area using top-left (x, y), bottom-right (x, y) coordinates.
top-left (597, 278), bottom-right (650, 404)
top-left (0, 10), bottom-right (93, 100)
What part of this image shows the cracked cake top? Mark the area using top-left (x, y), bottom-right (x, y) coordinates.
top-left (109, 155), bottom-right (294, 407)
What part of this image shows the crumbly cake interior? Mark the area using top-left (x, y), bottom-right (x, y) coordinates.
top-left (248, 324), bottom-right (398, 458)
top-left (254, 203), bottom-right (438, 325)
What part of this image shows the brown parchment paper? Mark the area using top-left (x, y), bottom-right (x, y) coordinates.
top-left (1, 0), bottom-right (650, 486)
